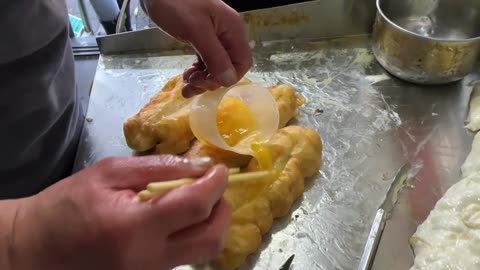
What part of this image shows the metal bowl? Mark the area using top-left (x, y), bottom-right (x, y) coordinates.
top-left (372, 0), bottom-right (480, 84)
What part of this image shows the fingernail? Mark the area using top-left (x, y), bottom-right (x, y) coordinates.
top-left (217, 68), bottom-right (237, 87)
top-left (190, 157), bottom-right (213, 170)
top-left (182, 89), bottom-right (193, 98)
top-left (182, 84), bottom-right (196, 98)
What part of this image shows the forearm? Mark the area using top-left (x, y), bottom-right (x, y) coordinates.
top-left (0, 199), bottom-right (24, 270)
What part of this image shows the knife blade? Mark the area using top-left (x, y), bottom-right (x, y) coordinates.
top-left (357, 163), bottom-right (412, 270)
top-left (278, 254), bottom-right (295, 270)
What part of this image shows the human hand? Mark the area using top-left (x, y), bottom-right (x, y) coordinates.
top-left (141, 0), bottom-right (253, 98)
top-left (9, 156), bottom-right (230, 270)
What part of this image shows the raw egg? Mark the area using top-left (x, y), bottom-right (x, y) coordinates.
top-left (216, 97), bottom-right (256, 147)
top-left (190, 82), bottom-right (279, 174)
top-left (216, 97), bottom-right (273, 171)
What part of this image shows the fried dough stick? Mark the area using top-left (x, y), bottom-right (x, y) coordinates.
top-left (124, 76), bottom-right (252, 154)
top-left (124, 75), bottom-right (305, 157)
top-left (123, 75), bottom-right (194, 154)
top-left (212, 126), bottom-right (323, 270)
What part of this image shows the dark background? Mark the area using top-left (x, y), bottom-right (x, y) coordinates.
top-left (224, 0), bottom-right (314, 12)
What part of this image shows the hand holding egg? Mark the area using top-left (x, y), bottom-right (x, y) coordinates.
top-left (140, 0), bottom-right (252, 98)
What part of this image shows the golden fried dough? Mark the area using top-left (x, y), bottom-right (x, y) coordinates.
top-left (272, 85), bottom-right (306, 128)
top-left (124, 74), bottom-right (322, 270)
top-left (123, 75), bottom-right (194, 154)
top-left (213, 126), bottom-right (323, 270)
top-left (184, 85), bottom-right (305, 168)
top-left (185, 142), bottom-right (252, 169)
top-left (123, 76), bottom-right (254, 154)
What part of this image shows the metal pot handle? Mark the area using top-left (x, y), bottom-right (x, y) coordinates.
top-left (116, 0), bottom-right (131, 33)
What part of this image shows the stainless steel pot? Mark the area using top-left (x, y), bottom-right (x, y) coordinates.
top-left (372, 0), bottom-right (480, 84)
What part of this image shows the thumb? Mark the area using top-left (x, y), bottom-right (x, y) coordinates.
top-left (94, 155), bottom-right (213, 191)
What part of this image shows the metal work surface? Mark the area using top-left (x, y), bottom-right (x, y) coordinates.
top-left (73, 32), bottom-right (480, 269)
top-left (97, 0), bottom-right (376, 55)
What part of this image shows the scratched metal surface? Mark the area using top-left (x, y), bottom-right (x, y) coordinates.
top-left (98, 0), bottom-right (376, 55)
top-left (73, 35), bottom-right (479, 270)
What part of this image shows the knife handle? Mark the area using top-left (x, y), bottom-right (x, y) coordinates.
top-left (358, 208), bottom-right (386, 270)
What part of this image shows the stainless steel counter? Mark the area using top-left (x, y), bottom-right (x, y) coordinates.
top-left (72, 1), bottom-right (480, 269)
top-left (73, 33), bottom-right (480, 269)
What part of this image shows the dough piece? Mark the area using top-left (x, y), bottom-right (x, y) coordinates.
top-left (214, 126), bottom-right (323, 270)
top-left (185, 142), bottom-right (252, 169)
top-left (272, 84), bottom-right (306, 128)
top-left (466, 82), bottom-right (480, 132)
top-left (123, 76), bottom-right (251, 154)
top-left (461, 131), bottom-right (480, 177)
top-left (409, 172), bottom-right (480, 270)
top-left (184, 85), bottom-right (306, 168)
top-left (123, 75), bottom-right (194, 154)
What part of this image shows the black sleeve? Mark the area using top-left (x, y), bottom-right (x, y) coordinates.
top-left (223, 0), bottom-right (314, 12)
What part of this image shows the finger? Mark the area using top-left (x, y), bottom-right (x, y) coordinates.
top-left (166, 199), bottom-right (231, 265)
top-left (183, 56), bottom-right (206, 82)
top-left (193, 56), bottom-right (206, 70)
top-left (94, 155), bottom-right (213, 190)
top-left (216, 2), bottom-right (253, 80)
top-left (189, 70), bottom-right (221, 90)
top-left (189, 25), bottom-right (237, 87)
top-left (182, 71), bottom-right (221, 98)
top-left (183, 66), bottom-right (201, 82)
top-left (182, 84), bottom-right (206, 98)
top-left (147, 165), bottom-right (228, 234)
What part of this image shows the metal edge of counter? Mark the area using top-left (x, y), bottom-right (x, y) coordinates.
top-left (96, 0), bottom-right (377, 55)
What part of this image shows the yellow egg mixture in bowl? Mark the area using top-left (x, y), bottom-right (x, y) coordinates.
top-left (189, 82), bottom-right (279, 170)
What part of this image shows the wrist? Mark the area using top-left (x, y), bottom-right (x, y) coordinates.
top-left (5, 195), bottom-right (51, 270)
top-left (0, 198), bottom-right (28, 270)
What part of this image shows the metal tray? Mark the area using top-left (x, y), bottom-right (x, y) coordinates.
top-left (73, 1), bottom-right (480, 269)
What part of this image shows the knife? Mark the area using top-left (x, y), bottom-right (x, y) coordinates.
top-left (278, 254), bottom-right (295, 270)
top-left (357, 163), bottom-right (412, 270)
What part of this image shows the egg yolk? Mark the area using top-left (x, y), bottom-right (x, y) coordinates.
top-left (217, 97), bottom-right (257, 147)
top-left (216, 97), bottom-right (273, 171)
top-left (251, 142), bottom-right (273, 171)
top-left (215, 97), bottom-right (288, 203)
top-left (238, 153), bottom-right (288, 204)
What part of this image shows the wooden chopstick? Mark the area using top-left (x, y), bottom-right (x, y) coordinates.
top-left (147, 170), bottom-right (273, 192)
top-left (228, 168), bottom-right (241, 175)
top-left (137, 169), bottom-right (274, 202)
